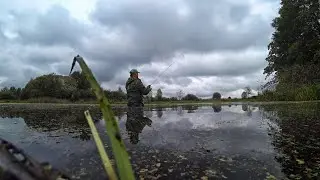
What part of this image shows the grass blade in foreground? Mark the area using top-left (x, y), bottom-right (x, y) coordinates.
top-left (84, 110), bottom-right (118, 180)
top-left (70, 55), bottom-right (135, 180)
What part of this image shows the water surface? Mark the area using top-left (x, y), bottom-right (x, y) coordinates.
top-left (0, 103), bottom-right (319, 179)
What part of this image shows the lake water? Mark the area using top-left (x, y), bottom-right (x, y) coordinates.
top-left (0, 102), bottom-right (319, 180)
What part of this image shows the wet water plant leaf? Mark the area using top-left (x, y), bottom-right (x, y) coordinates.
top-left (70, 55), bottom-right (134, 180)
top-left (221, 174), bottom-right (228, 179)
top-left (265, 174), bottom-right (276, 180)
top-left (84, 110), bottom-right (117, 180)
top-left (296, 159), bottom-right (305, 165)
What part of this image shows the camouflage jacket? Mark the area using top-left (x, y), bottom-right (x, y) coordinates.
top-left (125, 77), bottom-right (151, 106)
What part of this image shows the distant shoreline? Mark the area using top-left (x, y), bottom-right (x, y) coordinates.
top-left (0, 100), bottom-right (319, 106)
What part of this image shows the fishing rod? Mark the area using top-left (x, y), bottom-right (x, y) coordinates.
top-left (150, 60), bottom-right (175, 86)
top-left (149, 53), bottom-right (184, 86)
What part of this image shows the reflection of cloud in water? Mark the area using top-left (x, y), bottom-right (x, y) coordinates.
top-left (223, 105), bottom-right (259, 114)
top-left (118, 105), bottom-right (273, 156)
top-left (0, 104), bottom-right (282, 179)
top-left (139, 122), bottom-right (273, 156)
top-left (119, 106), bottom-right (263, 131)
top-left (151, 109), bottom-right (253, 130)
top-left (0, 117), bottom-right (98, 169)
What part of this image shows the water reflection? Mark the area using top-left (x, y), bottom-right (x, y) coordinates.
top-left (177, 106), bottom-right (183, 116)
top-left (261, 103), bottom-right (320, 179)
top-left (212, 104), bottom-right (222, 113)
top-left (241, 104), bottom-right (253, 117)
top-left (0, 105), bottom-right (125, 142)
top-left (183, 105), bottom-right (198, 113)
top-left (156, 107), bottom-right (163, 118)
top-left (1, 103), bottom-right (319, 179)
top-left (126, 107), bottom-right (153, 144)
top-left (241, 104), bottom-right (248, 111)
top-left (0, 107), bottom-right (94, 141)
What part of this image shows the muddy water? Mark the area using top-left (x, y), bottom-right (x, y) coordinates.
top-left (0, 103), bottom-right (319, 180)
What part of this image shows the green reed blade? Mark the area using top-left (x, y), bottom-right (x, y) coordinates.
top-left (84, 110), bottom-right (118, 180)
top-left (70, 55), bottom-right (135, 180)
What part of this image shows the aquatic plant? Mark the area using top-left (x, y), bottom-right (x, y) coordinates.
top-left (69, 55), bottom-right (135, 180)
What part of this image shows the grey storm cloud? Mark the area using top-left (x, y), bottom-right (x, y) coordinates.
top-left (159, 77), bottom-right (193, 86)
top-left (86, 0), bottom-right (272, 82)
top-left (15, 5), bottom-right (87, 47)
top-left (170, 58), bottom-right (266, 77)
top-left (92, 0), bottom-right (271, 53)
top-left (0, 60), bottom-right (15, 77)
top-left (0, 0), bottom-right (277, 96)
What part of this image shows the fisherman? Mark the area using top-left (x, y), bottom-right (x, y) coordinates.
top-left (125, 69), bottom-right (152, 107)
top-left (125, 69), bottom-right (152, 144)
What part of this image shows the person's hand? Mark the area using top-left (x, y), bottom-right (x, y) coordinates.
top-left (147, 85), bottom-right (151, 89)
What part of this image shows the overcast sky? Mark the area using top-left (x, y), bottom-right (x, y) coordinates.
top-left (0, 0), bottom-right (279, 98)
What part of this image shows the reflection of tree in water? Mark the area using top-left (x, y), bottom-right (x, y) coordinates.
top-left (242, 104), bottom-right (248, 111)
top-left (241, 104), bottom-right (252, 117)
top-left (262, 103), bottom-right (320, 179)
top-left (212, 104), bottom-right (222, 113)
top-left (113, 108), bottom-right (126, 120)
top-left (156, 107), bottom-right (163, 118)
top-left (144, 110), bottom-right (153, 118)
top-left (170, 105), bottom-right (178, 111)
top-left (177, 106), bottom-right (183, 116)
top-left (0, 105), bottom-right (107, 141)
top-left (125, 107), bottom-right (152, 144)
top-left (182, 105), bottom-right (198, 113)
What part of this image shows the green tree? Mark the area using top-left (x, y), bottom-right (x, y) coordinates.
top-left (16, 88), bottom-right (22, 99)
top-left (117, 87), bottom-right (126, 101)
top-left (21, 73), bottom-right (77, 99)
top-left (0, 87), bottom-right (16, 100)
top-left (156, 88), bottom-right (162, 101)
top-left (182, 94), bottom-right (199, 101)
top-left (146, 91), bottom-right (153, 103)
top-left (241, 92), bottom-right (248, 99)
top-left (244, 86), bottom-right (252, 96)
top-left (264, 0), bottom-right (320, 85)
top-left (212, 92), bottom-right (221, 100)
top-left (70, 71), bottom-right (91, 90)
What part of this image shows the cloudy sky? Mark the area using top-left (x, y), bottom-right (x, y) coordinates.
top-left (0, 0), bottom-right (279, 98)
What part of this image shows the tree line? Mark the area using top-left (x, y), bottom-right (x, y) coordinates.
top-left (0, 72), bottom-right (126, 103)
top-left (261, 0), bottom-right (320, 101)
top-left (0, 71), bottom-right (252, 103)
top-left (0, 71), bottom-right (233, 103)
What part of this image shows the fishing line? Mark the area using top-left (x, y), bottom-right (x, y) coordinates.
top-left (150, 60), bottom-right (175, 86)
top-left (149, 52), bottom-right (184, 86)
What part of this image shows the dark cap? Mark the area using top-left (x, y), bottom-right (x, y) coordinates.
top-left (129, 69), bottom-right (140, 74)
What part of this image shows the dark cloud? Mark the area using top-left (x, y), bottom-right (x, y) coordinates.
top-left (229, 4), bottom-right (250, 22)
top-left (0, 0), bottom-right (277, 97)
top-left (15, 5), bottom-right (87, 47)
top-left (83, 0), bottom-right (273, 82)
top-left (159, 77), bottom-right (193, 86)
top-left (171, 59), bottom-right (265, 78)
top-left (0, 60), bottom-right (15, 77)
top-left (92, 0), bottom-right (271, 52)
